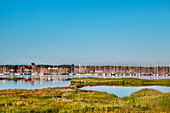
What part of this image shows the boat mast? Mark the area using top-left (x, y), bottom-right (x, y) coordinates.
top-left (169, 64), bottom-right (170, 75)
top-left (113, 60), bottom-right (115, 73)
top-left (157, 65), bottom-right (159, 76)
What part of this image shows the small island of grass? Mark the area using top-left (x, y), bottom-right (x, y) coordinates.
top-left (70, 77), bottom-right (170, 87)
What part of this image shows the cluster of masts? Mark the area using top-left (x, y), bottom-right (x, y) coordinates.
top-left (101, 72), bottom-right (168, 77)
top-left (0, 63), bottom-right (170, 77)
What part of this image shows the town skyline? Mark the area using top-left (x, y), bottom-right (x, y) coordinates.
top-left (1, 62), bottom-right (170, 77)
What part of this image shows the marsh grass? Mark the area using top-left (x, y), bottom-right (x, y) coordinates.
top-left (71, 77), bottom-right (170, 87)
top-left (0, 78), bottom-right (169, 112)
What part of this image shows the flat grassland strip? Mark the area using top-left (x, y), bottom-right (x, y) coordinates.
top-left (70, 77), bottom-right (170, 87)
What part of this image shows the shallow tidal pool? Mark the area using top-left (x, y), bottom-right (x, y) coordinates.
top-left (80, 86), bottom-right (170, 97)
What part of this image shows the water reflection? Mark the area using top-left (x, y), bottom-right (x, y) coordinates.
top-left (74, 75), bottom-right (170, 79)
top-left (0, 75), bottom-right (170, 79)
top-left (80, 86), bottom-right (170, 97)
top-left (0, 75), bottom-right (169, 90)
top-left (0, 79), bottom-right (71, 89)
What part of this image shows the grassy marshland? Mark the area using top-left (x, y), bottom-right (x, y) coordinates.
top-left (0, 87), bottom-right (169, 112)
top-left (71, 77), bottom-right (170, 87)
top-left (0, 77), bottom-right (170, 112)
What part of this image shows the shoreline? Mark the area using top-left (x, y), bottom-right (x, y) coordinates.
top-left (0, 77), bottom-right (169, 112)
top-left (0, 85), bottom-right (169, 112)
top-left (70, 77), bottom-right (170, 87)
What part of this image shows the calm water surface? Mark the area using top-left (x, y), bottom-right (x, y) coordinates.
top-left (74, 75), bottom-right (170, 79)
top-left (0, 75), bottom-right (73, 79)
top-left (0, 80), bottom-right (71, 89)
top-left (0, 75), bottom-right (170, 79)
top-left (80, 86), bottom-right (170, 97)
top-left (0, 75), bottom-right (72, 89)
top-left (0, 75), bottom-right (169, 96)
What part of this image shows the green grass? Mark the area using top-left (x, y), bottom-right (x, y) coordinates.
top-left (0, 86), bottom-right (169, 113)
top-left (70, 77), bottom-right (170, 87)
top-left (0, 77), bottom-right (170, 112)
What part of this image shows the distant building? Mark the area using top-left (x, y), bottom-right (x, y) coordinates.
top-left (31, 62), bottom-right (36, 69)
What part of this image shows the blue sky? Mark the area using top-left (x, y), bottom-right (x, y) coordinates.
top-left (0, 0), bottom-right (170, 66)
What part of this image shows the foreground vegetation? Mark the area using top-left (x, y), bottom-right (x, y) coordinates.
top-left (0, 77), bottom-right (170, 112)
top-left (0, 87), bottom-right (169, 112)
top-left (71, 77), bottom-right (170, 87)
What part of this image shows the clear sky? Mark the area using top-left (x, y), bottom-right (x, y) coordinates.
top-left (0, 0), bottom-right (170, 66)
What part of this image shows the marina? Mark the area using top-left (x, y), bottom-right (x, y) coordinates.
top-left (0, 74), bottom-right (170, 80)
top-left (0, 63), bottom-right (170, 78)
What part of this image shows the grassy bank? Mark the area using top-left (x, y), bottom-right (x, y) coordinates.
top-left (0, 87), bottom-right (169, 113)
top-left (0, 77), bottom-right (170, 112)
top-left (70, 77), bottom-right (170, 87)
